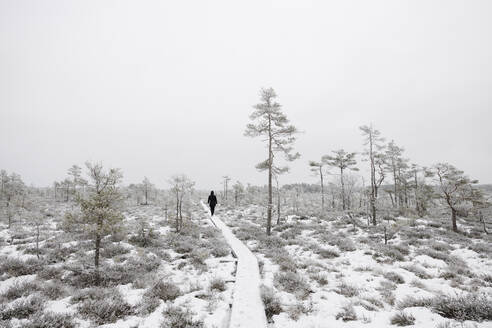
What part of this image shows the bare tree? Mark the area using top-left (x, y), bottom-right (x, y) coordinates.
top-left (168, 174), bottom-right (195, 233)
top-left (222, 175), bottom-right (231, 201)
top-left (232, 180), bottom-right (244, 206)
top-left (244, 87), bottom-right (300, 235)
top-left (360, 124), bottom-right (386, 225)
top-left (309, 159), bottom-right (328, 213)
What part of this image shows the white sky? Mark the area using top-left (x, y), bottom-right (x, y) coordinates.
top-left (1, 0), bottom-right (491, 190)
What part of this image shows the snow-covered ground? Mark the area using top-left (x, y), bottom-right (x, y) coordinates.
top-left (218, 204), bottom-right (492, 328)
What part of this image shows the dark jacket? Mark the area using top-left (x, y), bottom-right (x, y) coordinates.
top-left (208, 194), bottom-right (217, 206)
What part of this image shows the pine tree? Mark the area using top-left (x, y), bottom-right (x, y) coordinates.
top-left (245, 87), bottom-right (300, 235)
top-left (433, 163), bottom-right (479, 232)
top-left (323, 149), bottom-right (359, 210)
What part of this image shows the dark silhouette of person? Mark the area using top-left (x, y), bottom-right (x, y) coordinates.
top-left (207, 191), bottom-right (217, 216)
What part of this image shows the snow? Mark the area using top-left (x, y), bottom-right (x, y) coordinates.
top-left (201, 201), bottom-right (268, 328)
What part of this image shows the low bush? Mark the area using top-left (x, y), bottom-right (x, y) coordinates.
top-left (145, 281), bottom-right (181, 302)
top-left (1, 280), bottom-right (41, 301)
top-left (335, 303), bottom-right (357, 321)
top-left (19, 312), bottom-right (77, 328)
top-left (432, 293), bottom-right (492, 322)
top-left (274, 271), bottom-right (311, 299)
top-left (260, 286), bottom-right (282, 322)
top-left (0, 257), bottom-right (43, 277)
top-left (317, 248), bottom-right (340, 259)
top-left (390, 311), bottom-right (415, 326)
top-left (0, 295), bottom-right (44, 320)
top-left (384, 271), bottom-right (405, 284)
top-left (161, 306), bottom-right (204, 328)
top-left (337, 282), bottom-right (360, 297)
top-left (209, 278), bottom-right (226, 292)
top-left (77, 288), bottom-right (133, 325)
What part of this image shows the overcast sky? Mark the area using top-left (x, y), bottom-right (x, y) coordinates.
top-left (1, 0), bottom-right (491, 190)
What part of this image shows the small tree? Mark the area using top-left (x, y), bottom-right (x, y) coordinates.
top-left (324, 149), bottom-right (359, 210)
top-left (141, 177), bottom-right (154, 205)
top-left (244, 87), bottom-right (300, 235)
top-left (222, 175), bottom-right (231, 202)
top-left (66, 162), bottom-right (124, 268)
top-left (3, 172), bottom-right (25, 228)
top-left (232, 181), bottom-right (244, 206)
top-left (309, 159), bottom-right (328, 213)
top-left (433, 163), bottom-right (479, 232)
top-left (168, 174), bottom-right (195, 233)
top-left (360, 125), bottom-right (386, 224)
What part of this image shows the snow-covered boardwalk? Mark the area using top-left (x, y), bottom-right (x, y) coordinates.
top-left (201, 201), bottom-right (267, 328)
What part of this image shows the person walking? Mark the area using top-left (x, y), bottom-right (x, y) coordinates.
top-left (207, 191), bottom-right (218, 216)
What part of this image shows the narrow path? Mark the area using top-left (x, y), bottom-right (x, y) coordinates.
top-left (201, 201), bottom-right (268, 328)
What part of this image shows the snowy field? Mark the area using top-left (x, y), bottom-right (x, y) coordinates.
top-left (1, 196), bottom-right (491, 328)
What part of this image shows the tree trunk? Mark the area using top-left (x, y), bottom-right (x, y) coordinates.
top-left (451, 207), bottom-right (458, 232)
top-left (340, 167), bottom-right (346, 210)
top-left (95, 232), bottom-right (101, 268)
top-left (371, 196), bottom-right (377, 225)
top-left (36, 224), bottom-right (40, 259)
top-left (320, 167), bottom-right (324, 213)
top-left (267, 117), bottom-right (273, 236)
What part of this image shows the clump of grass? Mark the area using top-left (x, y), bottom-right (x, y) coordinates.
top-left (76, 288), bottom-right (133, 325)
top-left (396, 296), bottom-right (433, 310)
top-left (161, 306), bottom-right (204, 328)
top-left (273, 271), bottom-right (311, 299)
top-left (432, 293), bottom-right (492, 322)
top-left (145, 280), bottom-right (181, 302)
top-left (384, 271), bottom-right (405, 284)
top-left (390, 311), bottom-right (415, 326)
top-left (401, 264), bottom-right (432, 279)
top-left (209, 278), bottom-right (226, 292)
top-left (260, 285), bottom-right (282, 322)
top-left (317, 248), bottom-right (340, 259)
top-left (0, 295), bottom-right (45, 320)
top-left (336, 282), bottom-right (360, 297)
top-left (335, 303), bottom-right (357, 321)
top-left (0, 257), bottom-right (43, 277)
top-left (19, 311), bottom-right (78, 328)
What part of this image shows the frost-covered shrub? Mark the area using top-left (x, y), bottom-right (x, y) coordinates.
top-left (336, 282), bottom-right (360, 297)
top-left (384, 271), bottom-right (405, 284)
top-left (41, 281), bottom-right (66, 300)
top-left (335, 304), bottom-right (357, 321)
top-left (189, 249), bottom-right (210, 269)
top-left (310, 273), bottom-right (328, 286)
top-left (390, 311), bottom-right (415, 326)
top-left (76, 288), bottom-right (133, 324)
top-left (209, 239), bottom-right (230, 257)
top-left (317, 248), bottom-right (340, 259)
top-left (269, 249), bottom-right (297, 272)
top-left (288, 301), bottom-right (313, 321)
top-left (373, 246), bottom-right (405, 263)
top-left (260, 286), bottom-right (282, 322)
top-left (161, 306), bottom-right (204, 328)
top-left (274, 271), bottom-right (311, 299)
top-left (0, 295), bottom-right (44, 320)
top-left (396, 296), bottom-right (433, 310)
top-left (37, 266), bottom-right (63, 280)
top-left (401, 264), bottom-right (432, 279)
top-left (138, 295), bottom-right (161, 315)
top-left (209, 278), bottom-right (226, 292)
top-left (432, 293), bottom-right (492, 322)
top-left (20, 312), bottom-right (77, 328)
top-left (145, 281), bottom-right (181, 302)
top-left (0, 257), bottom-right (43, 277)
top-left (101, 242), bottom-right (130, 257)
top-left (0, 280), bottom-right (41, 301)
